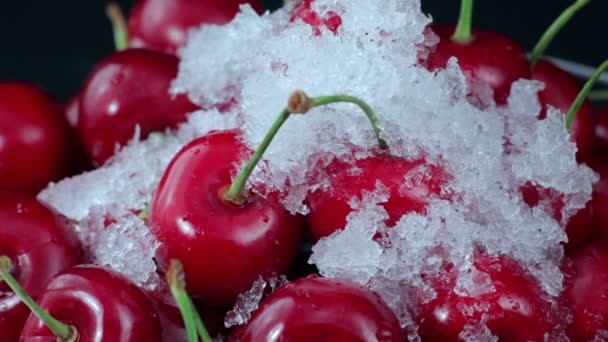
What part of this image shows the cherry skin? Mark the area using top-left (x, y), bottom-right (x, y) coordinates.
top-left (587, 161), bottom-right (608, 242)
top-left (20, 265), bottom-right (162, 341)
top-left (128, 0), bottom-right (265, 55)
top-left (417, 254), bottom-right (561, 341)
top-left (64, 94), bottom-right (80, 130)
top-left (591, 106), bottom-right (608, 157)
top-left (531, 59), bottom-right (595, 163)
top-left (78, 49), bottom-right (199, 166)
top-left (564, 242), bottom-right (608, 341)
top-left (0, 193), bottom-right (81, 341)
top-left (424, 25), bottom-right (530, 105)
top-left (520, 182), bottom-right (596, 253)
top-left (0, 82), bottom-right (77, 193)
top-left (228, 275), bottom-right (405, 341)
top-left (149, 130), bottom-right (303, 308)
top-left (306, 153), bottom-right (448, 241)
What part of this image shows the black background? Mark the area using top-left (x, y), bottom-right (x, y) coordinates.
top-left (1, 0), bottom-right (606, 103)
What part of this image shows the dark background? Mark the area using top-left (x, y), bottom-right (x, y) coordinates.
top-left (1, 0), bottom-right (606, 103)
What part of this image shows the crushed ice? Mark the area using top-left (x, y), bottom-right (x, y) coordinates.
top-left (37, 0), bottom-right (597, 338)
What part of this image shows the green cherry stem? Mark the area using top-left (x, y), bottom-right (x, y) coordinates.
top-left (452, 0), bottom-right (474, 45)
top-left (223, 90), bottom-right (387, 205)
top-left (529, 0), bottom-right (592, 68)
top-left (566, 59), bottom-right (608, 128)
top-left (167, 260), bottom-right (212, 342)
top-left (105, 2), bottom-right (129, 51)
top-left (589, 89), bottom-right (608, 101)
top-left (0, 256), bottom-right (78, 342)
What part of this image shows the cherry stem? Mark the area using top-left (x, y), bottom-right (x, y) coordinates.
top-left (105, 2), bottom-right (129, 51)
top-left (0, 256), bottom-right (78, 342)
top-left (223, 90), bottom-right (387, 205)
top-left (452, 0), bottom-right (474, 44)
top-left (589, 90), bottom-right (608, 101)
top-left (529, 0), bottom-right (592, 68)
top-left (167, 260), bottom-right (212, 342)
top-left (566, 59), bottom-right (608, 128)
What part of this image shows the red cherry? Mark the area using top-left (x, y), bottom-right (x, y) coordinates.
top-left (0, 193), bottom-right (81, 341)
top-left (228, 275), bottom-right (405, 341)
top-left (588, 161), bottom-right (608, 241)
top-left (0, 82), bottom-right (77, 193)
top-left (289, 0), bottom-right (342, 35)
top-left (531, 60), bottom-right (594, 162)
top-left (78, 49), bottom-right (199, 166)
top-left (592, 107), bottom-right (608, 157)
top-left (564, 242), bottom-right (608, 340)
top-left (64, 94), bottom-right (80, 130)
top-left (144, 287), bottom-right (188, 342)
top-left (150, 130), bottom-right (303, 307)
top-left (306, 153), bottom-right (448, 241)
top-left (424, 24), bottom-right (530, 105)
top-left (417, 254), bottom-right (562, 341)
top-left (20, 265), bottom-right (162, 341)
top-left (520, 182), bottom-right (596, 253)
top-left (128, 0), bottom-right (265, 55)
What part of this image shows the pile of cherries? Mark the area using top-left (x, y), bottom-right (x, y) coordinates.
top-left (1, 0), bottom-right (608, 341)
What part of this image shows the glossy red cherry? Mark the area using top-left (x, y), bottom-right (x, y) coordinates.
top-left (0, 193), bottom-right (81, 341)
top-left (0, 82), bottom-right (77, 193)
top-left (564, 242), bottom-right (608, 341)
top-left (228, 275), bottom-right (405, 341)
top-left (417, 254), bottom-right (561, 341)
top-left (592, 107), bottom-right (608, 157)
top-left (531, 60), bottom-right (594, 162)
top-left (19, 265), bottom-right (162, 341)
top-left (289, 0), bottom-right (342, 35)
top-left (588, 161), bottom-right (608, 241)
top-left (424, 24), bottom-right (530, 105)
top-left (128, 0), bottom-right (265, 55)
top-left (150, 130), bottom-right (303, 307)
top-left (64, 94), bottom-right (80, 130)
top-left (306, 153), bottom-right (448, 241)
top-left (78, 49), bottom-right (199, 166)
top-left (520, 182), bottom-right (596, 253)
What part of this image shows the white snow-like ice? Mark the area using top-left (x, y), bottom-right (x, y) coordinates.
top-left (38, 0), bottom-right (597, 339)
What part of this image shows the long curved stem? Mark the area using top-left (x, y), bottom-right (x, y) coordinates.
top-left (0, 256), bottom-right (78, 342)
top-left (566, 59), bottom-right (608, 128)
top-left (529, 0), bottom-right (592, 68)
top-left (452, 0), bottom-right (474, 44)
top-left (167, 260), bottom-right (212, 342)
top-left (105, 2), bottom-right (129, 51)
top-left (223, 90), bottom-right (386, 205)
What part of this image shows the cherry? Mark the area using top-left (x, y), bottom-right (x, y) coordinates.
top-left (228, 275), bottom-right (405, 341)
top-left (588, 161), bottom-right (608, 241)
top-left (64, 94), bottom-right (80, 130)
top-left (0, 82), bottom-right (78, 193)
top-left (78, 48), bottom-right (199, 166)
top-left (128, 0), bottom-right (265, 55)
top-left (417, 254), bottom-right (562, 341)
top-left (564, 242), bottom-right (608, 340)
top-left (0, 193), bottom-right (81, 341)
top-left (289, 0), bottom-right (342, 35)
top-left (591, 106), bottom-right (608, 157)
top-left (530, 60), bottom-right (594, 162)
top-left (150, 129), bottom-right (303, 308)
top-left (424, 0), bottom-right (530, 104)
top-left (520, 183), bottom-right (596, 253)
top-left (306, 153), bottom-right (448, 241)
top-left (15, 265), bottom-right (162, 341)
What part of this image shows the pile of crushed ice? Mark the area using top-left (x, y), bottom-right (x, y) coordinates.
top-left (38, 0), bottom-right (597, 339)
